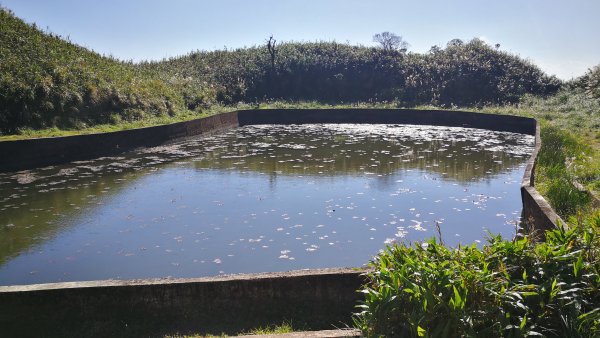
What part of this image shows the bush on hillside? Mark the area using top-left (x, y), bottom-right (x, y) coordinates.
top-left (149, 39), bottom-right (561, 107)
top-left (422, 39), bottom-right (561, 106)
top-left (586, 65), bottom-right (600, 99)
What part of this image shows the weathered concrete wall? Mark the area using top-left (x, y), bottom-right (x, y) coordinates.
top-left (0, 112), bottom-right (238, 172)
top-left (0, 109), bottom-right (536, 173)
top-left (238, 109), bottom-right (537, 135)
top-left (519, 125), bottom-right (564, 240)
top-left (0, 268), bottom-right (366, 338)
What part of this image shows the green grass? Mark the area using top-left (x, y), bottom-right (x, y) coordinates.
top-left (163, 322), bottom-right (294, 337)
top-left (478, 89), bottom-right (600, 211)
top-left (0, 107), bottom-right (218, 141)
top-left (533, 126), bottom-right (595, 218)
top-left (243, 322), bottom-right (295, 335)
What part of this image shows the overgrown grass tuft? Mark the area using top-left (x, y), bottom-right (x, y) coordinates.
top-left (533, 126), bottom-right (594, 218)
top-left (355, 211), bottom-right (600, 337)
top-left (163, 322), bottom-right (294, 337)
top-left (243, 322), bottom-right (295, 335)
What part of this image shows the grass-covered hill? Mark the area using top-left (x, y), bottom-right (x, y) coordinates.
top-left (145, 39), bottom-right (562, 107)
top-left (1, 7), bottom-right (565, 134)
top-left (0, 8), bottom-right (207, 134)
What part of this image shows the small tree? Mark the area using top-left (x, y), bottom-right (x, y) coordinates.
top-left (373, 32), bottom-right (409, 52)
top-left (447, 38), bottom-right (464, 48)
top-left (266, 35), bottom-right (277, 74)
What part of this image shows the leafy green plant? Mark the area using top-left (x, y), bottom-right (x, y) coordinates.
top-left (354, 211), bottom-right (600, 337)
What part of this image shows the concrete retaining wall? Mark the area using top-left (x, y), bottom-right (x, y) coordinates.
top-left (519, 125), bottom-right (565, 239)
top-left (0, 112), bottom-right (238, 172)
top-left (238, 108), bottom-right (537, 135)
top-left (0, 268), bottom-right (366, 338)
top-left (0, 109), bottom-right (536, 173)
top-left (0, 109), bottom-right (564, 337)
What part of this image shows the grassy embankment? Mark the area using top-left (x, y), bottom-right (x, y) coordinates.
top-left (1, 7), bottom-right (560, 138)
top-left (0, 8), bottom-right (215, 137)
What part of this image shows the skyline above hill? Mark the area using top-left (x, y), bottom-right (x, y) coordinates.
top-left (2, 0), bottom-right (599, 80)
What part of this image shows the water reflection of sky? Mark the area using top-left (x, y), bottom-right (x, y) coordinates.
top-left (0, 124), bottom-right (534, 285)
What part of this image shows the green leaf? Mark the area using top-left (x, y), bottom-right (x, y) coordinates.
top-left (452, 285), bottom-right (463, 310)
top-left (573, 253), bottom-right (584, 277)
top-left (519, 315), bottom-right (527, 330)
top-left (417, 326), bottom-right (426, 337)
top-left (520, 291), bottom-right (538, 297)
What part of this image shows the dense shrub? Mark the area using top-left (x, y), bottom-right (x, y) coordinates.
top-left (585, 65), bottom-right (600, 99)
top-left (422, 39), bottom-right (561, 106)
top-left (354, 211), bottom-right (600, 337)
top-left (148, 39), bottom-right (561, 106)
top-left (569, 65), bottom-right (600, 100)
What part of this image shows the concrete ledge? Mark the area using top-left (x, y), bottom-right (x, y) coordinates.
top-left (237, 329), bottom-right (362, 338)
top-left (0, 112), bottom-right (238, 172)
top-left (520, 124), bottom-right (564, 240)
top-left (521, 186), bottom-right (564, 239)
top-left (0, 268), bottom-right (367, 338)
top-left (238, 109), bottom-right (536, 135)
top-left (0, 109), bottom-right (537, 173)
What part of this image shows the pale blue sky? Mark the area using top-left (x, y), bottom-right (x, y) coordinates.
top-left (2, 0), bottom-right (599, 80)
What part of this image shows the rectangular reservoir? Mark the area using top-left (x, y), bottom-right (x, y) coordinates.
top-left (0, 124), bottom-right (534, 285)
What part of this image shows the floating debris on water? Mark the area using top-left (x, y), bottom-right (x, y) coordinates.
top-left (0, 124), bottom-right (533, 285)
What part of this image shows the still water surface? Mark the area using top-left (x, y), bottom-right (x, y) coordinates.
top-left (0, 124), bottom-right (534, 285)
